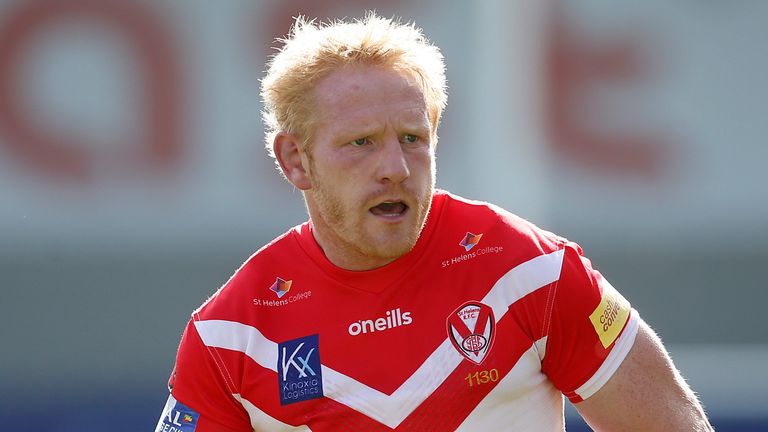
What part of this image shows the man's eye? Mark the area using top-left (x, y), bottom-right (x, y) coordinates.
top-left (403, 134), bottom-right (419, 143)
top-left (351, 138), bottom-right (368, 146)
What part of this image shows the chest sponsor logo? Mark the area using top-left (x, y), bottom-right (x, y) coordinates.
top-left (270, 277), bottom-right (292, 298)
top-left (442, 232), bottom-right (504, 268)
top-left (589, 279), bottom-right (631, 348)
top-left (459, 232), bottom-right (483, 251)
top-left (253, 277), bottom-right (312, 307)
top-left (446, 301), bottom-right (496, 365)
top-left (277, 334), bottom-right (324, 405)
top-left (155, 394), bottom-right (200, 432)
top-left (347, 308), bottom-right (413, 336)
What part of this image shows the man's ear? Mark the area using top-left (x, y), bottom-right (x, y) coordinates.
top-left (274, 132), bottom-right (311, 190)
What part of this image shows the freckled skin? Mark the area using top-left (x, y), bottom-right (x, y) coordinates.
top-left (302, 65), bottom-right (436, 270)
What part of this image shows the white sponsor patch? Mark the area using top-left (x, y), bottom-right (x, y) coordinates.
top-left (155, 394), bottom-right (200, 432)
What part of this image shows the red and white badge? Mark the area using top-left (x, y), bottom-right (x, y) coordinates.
top-left (446, 301), bottom-right (496, 365)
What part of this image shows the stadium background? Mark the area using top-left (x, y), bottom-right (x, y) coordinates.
top-left (0, 0), bottom-right (765, 430)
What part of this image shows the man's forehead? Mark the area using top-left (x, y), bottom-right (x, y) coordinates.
top-left (319, 102), bottom-right (429, 127)
top-left (312, 66), bottom-right (429, 116)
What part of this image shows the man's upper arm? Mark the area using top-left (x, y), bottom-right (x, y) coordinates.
top-left (574, 319), bottom-right (714, 431)
top-left (155, 319), bottom-right (253, 432)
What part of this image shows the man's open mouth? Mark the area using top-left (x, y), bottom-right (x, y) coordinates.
top-left (369, 201), bottom-right (408, 217)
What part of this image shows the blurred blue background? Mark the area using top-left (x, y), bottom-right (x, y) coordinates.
top-left (1, 0), bottom-right (766, 430)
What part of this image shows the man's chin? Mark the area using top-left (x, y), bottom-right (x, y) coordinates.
top-left (363, 234), bottom-right (418, 261)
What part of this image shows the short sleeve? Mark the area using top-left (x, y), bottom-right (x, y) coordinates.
top-left (156, 320), bottom-right (253, 432)
top-left (541, 243), bottom-right (639, 403)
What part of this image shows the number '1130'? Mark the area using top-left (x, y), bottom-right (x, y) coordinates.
top-left (464, 369), bottom-right (500, 387)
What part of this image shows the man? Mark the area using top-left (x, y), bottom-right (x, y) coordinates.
top-left (156, 13), bottom-right (713, 431)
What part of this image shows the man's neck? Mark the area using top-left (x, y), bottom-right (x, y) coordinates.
top-left (308, 221), bottom-right (399, 271)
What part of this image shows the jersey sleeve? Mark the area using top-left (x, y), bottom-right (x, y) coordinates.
top-left (540, 242), bottom-right (639, 403)
top-left (155, 319), bottom-right (253, 432)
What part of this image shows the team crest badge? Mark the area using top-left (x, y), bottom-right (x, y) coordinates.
top-left (446, 301), bottom-right (496, 365)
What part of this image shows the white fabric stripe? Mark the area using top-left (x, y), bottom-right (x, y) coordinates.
top-left (195, 320), bottom-right (278, 371)
top-left (534, 336), bottom-right (548, 362)
top-left (575, 311), bottom-right (640, 399)
top-left (322, 339), bottom-right (464, 428)
top-left (193, 248), bottom-right (566, 428)
top-left (194, 320), bottom-right (464, 427)
top-left (456, 338), bottom-right (564, 432)
top-left (482, 248), bottom-right (565, 321)
top-left (233, 394), bottom-right (311, 431)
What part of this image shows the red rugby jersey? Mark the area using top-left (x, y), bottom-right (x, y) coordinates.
top-left (156, 190), bottom-right (638, 432)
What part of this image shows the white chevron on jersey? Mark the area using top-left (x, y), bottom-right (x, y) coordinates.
top-left (481, 248), bottom-right (565, 321)
top-left (194, 248), bottom-right (567, 429)
top-left (455, 340), bottom-right (564, 431)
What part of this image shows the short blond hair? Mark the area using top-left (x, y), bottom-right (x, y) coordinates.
top-left (260, 12), bottom-right (447, 160)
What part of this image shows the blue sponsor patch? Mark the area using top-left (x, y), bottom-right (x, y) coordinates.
top-left (277, 334), bottom-right (324, 405)
top-left (155, 394), bottom-right (200, 432)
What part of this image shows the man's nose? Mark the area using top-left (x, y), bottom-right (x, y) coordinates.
top-left (376, 136), bottom-right (410, 184)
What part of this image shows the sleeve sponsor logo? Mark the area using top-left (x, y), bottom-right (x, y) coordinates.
top-left (446, 301), bottom-right (496, 365)
top-left (154, 394), bottom-right (200, 432)
top-left (277, 334), bottom-right (324, 405)
top-left (588, 279), bottom-right (631, 348)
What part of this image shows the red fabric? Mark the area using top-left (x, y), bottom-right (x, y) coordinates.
top-left (162, 190), bottom-right (635, 430)
top-left (171, 321), bottom-right (252, 431)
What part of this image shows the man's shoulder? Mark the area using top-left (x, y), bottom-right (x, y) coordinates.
top-left (192, 222), bottom-right (309, 320)
top-left (436, 190), bottom-right (563, 251)
top-left (436, 190), bottom-right (527, 222)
